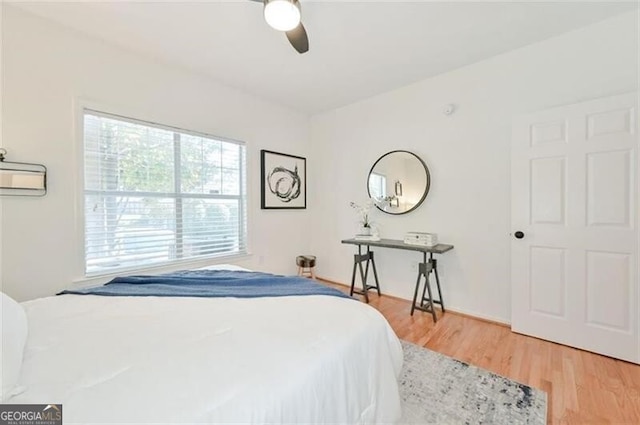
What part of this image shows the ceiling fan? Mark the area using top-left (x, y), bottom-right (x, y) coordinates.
top-left (250, 0), bottom-right (309, 54)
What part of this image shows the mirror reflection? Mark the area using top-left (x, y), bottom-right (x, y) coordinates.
top-left (367, 151), bottom-right (430, 215)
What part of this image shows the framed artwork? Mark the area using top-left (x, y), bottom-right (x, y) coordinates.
top-left (260, 150), bottom-right (306, 209)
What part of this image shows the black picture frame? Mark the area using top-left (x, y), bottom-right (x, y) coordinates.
top-left (260, 149), bottom-right (307, 209)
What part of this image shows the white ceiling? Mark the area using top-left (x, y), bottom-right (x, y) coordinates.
top-left (10, 1), bottom-right (638, 114)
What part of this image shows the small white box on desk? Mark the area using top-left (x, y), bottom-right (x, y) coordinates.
top-left (404, 232), bottom-right (438, 247)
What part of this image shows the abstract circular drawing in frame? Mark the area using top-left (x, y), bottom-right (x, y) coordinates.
top-left (260, 149), bottom-right (307, 209)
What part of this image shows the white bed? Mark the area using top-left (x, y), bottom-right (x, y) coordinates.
top-left (5, 265), bottom-right (404, 424)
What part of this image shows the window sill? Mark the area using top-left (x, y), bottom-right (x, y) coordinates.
top-left (72, 252), bottom-right (253, 288)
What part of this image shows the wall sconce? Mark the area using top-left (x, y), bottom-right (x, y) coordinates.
top-left (395, 180), bottom-right (403, 196)
top-left (0, 148), bottom-right (47, 197)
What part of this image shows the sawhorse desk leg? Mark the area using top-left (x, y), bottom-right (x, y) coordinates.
top-left (349, 245), bottom-right (381, 303)
top-left (411, 252), bottom-right (445, 321)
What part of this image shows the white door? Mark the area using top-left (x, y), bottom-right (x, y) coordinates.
top-left (511, 93), bottom-right (639, 363)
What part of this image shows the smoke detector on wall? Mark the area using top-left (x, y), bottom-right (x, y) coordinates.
top-left (443, 104), bottom-right (456, 116)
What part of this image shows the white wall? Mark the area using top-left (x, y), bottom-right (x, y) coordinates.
top-left (309, 11), bottom-right (639, 323)
top-left (1, 6), bottom-right (311, 301)
top-left (0, 3), bottom-right (4, 295)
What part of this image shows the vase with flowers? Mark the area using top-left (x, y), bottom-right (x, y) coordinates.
top-left (350, 200), bottom-right (375, 236)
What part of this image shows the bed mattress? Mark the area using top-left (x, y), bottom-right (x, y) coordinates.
top-left (12, 274), bottom-right (403, 424)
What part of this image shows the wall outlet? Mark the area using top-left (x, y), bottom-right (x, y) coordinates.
top-left (258, 255), bottom-right (265, 265)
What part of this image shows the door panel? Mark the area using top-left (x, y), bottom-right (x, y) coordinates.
top-left (586, 150), bottom-right (631, 227)
top-left (531, 120), bottom-right (567, 146)
top-left (529, 246), bottom-right (566, 317)
top-left (587, 108), bottom-right (634, 140)
top-left (585, 250), bottom-right (631, 332)
top-left (531, 157), bottom-right (566, 225)
top-left (511, 92), bottom-right (638, 363)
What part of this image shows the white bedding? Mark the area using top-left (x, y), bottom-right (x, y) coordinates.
top-left (11, 267), bottom-right (403, 424)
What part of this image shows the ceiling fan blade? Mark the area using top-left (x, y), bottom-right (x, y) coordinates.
top-left (286, 23), bottom-right (309, 54)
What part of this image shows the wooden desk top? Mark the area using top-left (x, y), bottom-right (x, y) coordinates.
top-left (341, 238), bottom-right (454, 254)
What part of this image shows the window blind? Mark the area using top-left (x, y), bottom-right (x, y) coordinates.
top-left (83, 110), bottom-right (247, 275)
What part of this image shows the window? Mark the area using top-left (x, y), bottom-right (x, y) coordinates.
top-left (83, 110), bottom-right (247, 275)
top-left (368, 172), bottom-right (386, 200)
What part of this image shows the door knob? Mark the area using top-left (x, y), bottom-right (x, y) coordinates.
top-left (514, 231), bottom-right (525, 239)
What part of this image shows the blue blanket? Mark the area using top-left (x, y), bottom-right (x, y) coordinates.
top-left (58, 270), bottom-right (352, 300)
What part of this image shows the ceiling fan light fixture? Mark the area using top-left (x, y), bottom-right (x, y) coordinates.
top-left (264, 0), bottom-right (301, 32)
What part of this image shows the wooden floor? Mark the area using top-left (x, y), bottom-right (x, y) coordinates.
top-left (321, 280), bottom-right (640, 425)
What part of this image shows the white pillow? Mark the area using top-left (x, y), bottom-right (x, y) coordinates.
top-left (0, 292), bottom-right (28, 401)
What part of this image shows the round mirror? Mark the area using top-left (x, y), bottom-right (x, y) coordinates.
top-left (367, 150), bottom-right (430, 215)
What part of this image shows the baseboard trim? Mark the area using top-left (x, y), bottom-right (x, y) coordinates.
top-left (441, 306), bottom-right (511, 328)
top-left (317, 276), bottom-right (511, 328)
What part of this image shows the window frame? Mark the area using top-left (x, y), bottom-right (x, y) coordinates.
top-left (368, 172), bottom-right (387, 200)
top-left (79, 107), bottom-right (249, 278)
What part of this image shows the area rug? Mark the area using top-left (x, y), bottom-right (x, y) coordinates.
top-left (398, 341), bottom-right (547, 424)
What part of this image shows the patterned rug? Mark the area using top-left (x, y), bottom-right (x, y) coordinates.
top-left (398, 341), bottom-right (547, 424)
